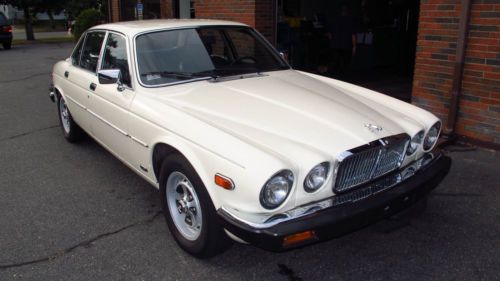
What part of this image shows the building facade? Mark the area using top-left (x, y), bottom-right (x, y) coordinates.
top-left (109, 0), bottom-right (276, 43)
top-left (109, 0), bottom-right (500, 148)
top-left (413, 0), bottom-right (499, 147)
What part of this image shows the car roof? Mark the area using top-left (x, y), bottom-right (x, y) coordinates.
top-left (90, 19), bottom-right (248, 36)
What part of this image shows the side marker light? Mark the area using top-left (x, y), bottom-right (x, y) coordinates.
top-left (215, 173), bottom-right (235, 190)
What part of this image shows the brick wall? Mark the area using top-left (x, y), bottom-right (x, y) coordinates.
top-left (194, 0), bottom-right (276, 44)
top-left (413, 0), bottom-right (500, 145)
top-left (111, 0), bottom-right (120, 22)
top-left (109, 0), bottom-right (276, 43)
top-left (255, 0), bottom-right (275, 43)
top-left (160, 0), bottom-right (175, 18)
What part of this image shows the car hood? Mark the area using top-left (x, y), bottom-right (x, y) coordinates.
top-left (153, 70), bottom-right (422, 162)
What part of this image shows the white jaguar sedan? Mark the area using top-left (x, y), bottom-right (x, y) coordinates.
top-left (50, 19), bottom-right (451, 257)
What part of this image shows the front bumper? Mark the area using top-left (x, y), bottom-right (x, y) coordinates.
top-left (49, 84), bottom-right (56, 102)
top-left (218, 153), bottom-right (451, 251)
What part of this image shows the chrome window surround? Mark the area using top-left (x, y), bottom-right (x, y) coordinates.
top-left (132, 25), bottom-right (291, 88)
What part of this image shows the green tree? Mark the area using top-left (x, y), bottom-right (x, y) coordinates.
top-left (64, 0), bottom-right (100, 20)
top-left (6, 0), bottom-right (101, 40)
top-left (34, 0), bottom-right (65, 30)
top-left (72, 8), bottom-right (102, 40)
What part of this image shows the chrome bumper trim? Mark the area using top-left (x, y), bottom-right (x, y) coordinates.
top-left (220, 151), bottom-right (438, 230)
top-left (49, 84), bottom-right (55, 103)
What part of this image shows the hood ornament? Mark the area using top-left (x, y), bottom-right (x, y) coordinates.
top-left (364, 123), bottom-right (383, 133)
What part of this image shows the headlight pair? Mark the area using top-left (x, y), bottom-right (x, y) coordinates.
top-left (406, 122), bottom-right (441, 155)
top-left (260, 163), bottom-right (330, 209)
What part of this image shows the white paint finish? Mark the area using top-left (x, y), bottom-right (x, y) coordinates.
top-left (90, 19), bottom-right (247, 38)
top-left (53, 20), bottom-right (441, 224)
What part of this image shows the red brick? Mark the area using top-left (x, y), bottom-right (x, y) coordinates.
top-left (193, 0), bottom-right (275, 43)
top-left (484, 72), bottom-right (500, 80)
top-left (414, 0), bottom-right (500, 146)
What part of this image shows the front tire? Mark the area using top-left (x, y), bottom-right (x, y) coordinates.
top-left (57, 95), bottom-right (83, 142)
top-left (159, 154), bottom-right (231, 258)
top-left (2, 42), bottom-right (11, 50)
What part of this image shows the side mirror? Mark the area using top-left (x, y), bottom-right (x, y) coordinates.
top-left (98, 69), bottom-right (124, 91)
top-left (98, 69), bottom-right (120, 84)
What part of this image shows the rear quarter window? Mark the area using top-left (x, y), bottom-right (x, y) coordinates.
top-left (71, 36), bottom-right (85, 66)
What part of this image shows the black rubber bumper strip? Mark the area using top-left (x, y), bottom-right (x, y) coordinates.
top-left (217, 154), bottom-right (452, 251)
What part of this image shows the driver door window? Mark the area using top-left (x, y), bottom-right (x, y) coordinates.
top-left (80, 32), bottom-right (105, 72)
top-left (101, 33), bottom-right (132, 88)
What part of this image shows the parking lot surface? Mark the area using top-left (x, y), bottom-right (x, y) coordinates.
top-left (0, 43), bottom-right (499, 281)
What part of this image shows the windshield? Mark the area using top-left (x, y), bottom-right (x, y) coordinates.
top-left (135, 26), bottom-right (289, 86)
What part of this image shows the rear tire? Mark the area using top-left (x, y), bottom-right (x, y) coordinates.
top-left (57, 95), bottom-right (83, 142)
top-left (3, 42), bottom-right (11, 50)
top-left (159, 153), bottom-right (231, 258)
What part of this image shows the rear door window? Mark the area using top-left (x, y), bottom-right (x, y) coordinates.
top-left (80, 31), bottom-right (105, 73)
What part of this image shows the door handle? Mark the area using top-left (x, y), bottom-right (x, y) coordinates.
top-left (64, 71), bottom-right (69, 78)
top-left (89, 83), bottom-right (97, 91)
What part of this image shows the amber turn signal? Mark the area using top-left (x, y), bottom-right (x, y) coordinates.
top-left (215, 173), bottom-right (235, 190)
top-left (282, 230), bottom-right (317, 248)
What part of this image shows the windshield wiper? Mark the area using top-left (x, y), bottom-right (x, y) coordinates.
top-left (191, 70), bottom-right (220, 80)
top-left (141, 70), bottom-right (218, 80)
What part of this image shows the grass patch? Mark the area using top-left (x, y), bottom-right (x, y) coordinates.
top-left (13, 21), bottom-right (68, 32)
top-left (13, 37), bottom-right (75, 45)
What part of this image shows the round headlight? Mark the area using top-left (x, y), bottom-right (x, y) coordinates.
top-left (424, 122), bottom-right (441, 151)
top-left (406, 130), bottom-right (424, 155)
top-left (260, 170), bottom-right (294, 209)
top-left (304, 162), bottom-right (329, 192)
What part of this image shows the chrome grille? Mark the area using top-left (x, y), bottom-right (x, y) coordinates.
top-left (334, 135), bottom-right (409, 192)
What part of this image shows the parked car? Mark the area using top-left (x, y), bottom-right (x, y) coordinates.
top-left (0, 12), bottom-right (12, 50)
top-left (50, 20), bottom-right (451, 257)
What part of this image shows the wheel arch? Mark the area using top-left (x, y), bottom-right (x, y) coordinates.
top-left (150, 137), bottom-right (221, 208)
top-left (53, 84), bottom-right (65, 100)
top-left (151, 142), bottom-right (178, 183)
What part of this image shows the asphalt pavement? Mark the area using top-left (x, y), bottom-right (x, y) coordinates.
top-left (0, 43), bottom-right (499, 281)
